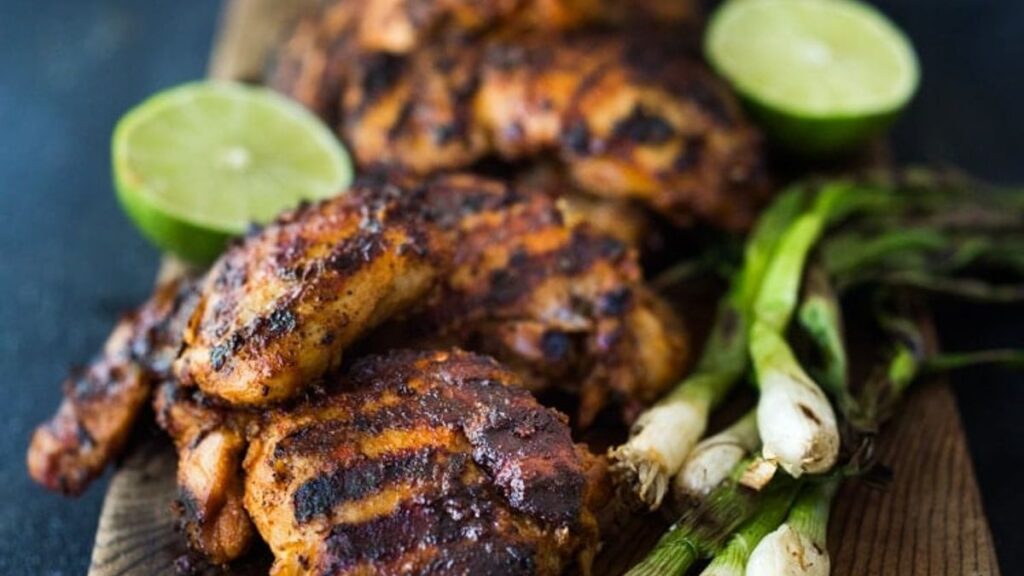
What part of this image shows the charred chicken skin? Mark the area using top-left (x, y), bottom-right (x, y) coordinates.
top-left (29, 173), bottom-right (681, 570)
top-left (173, 173), bottom-right (451, 406)
top-left (175, 172), bottom-right (686, 417)
top-left (29, 172), bottom-right (682, 492)
top-left (275, 0), bottom-right (699, 58)
top-left (244, 349), bottom-right (604, 576)
top-left (271, 16), bottom-right (768, 228)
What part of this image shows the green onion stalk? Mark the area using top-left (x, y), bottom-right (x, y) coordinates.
top-left (671, 408), bottom-right (759, 512)
top-left (626, 458), bottom-right (773, 576)
top-left (697, 480), bottom-right (802, 576)
top-left (750, 184), bottom-right (853, 478)
top-left (629, 170), bottom-right (1024, 570)
top-left (610, 188), bottom-right (808, 509)
top-left (797, 262), bottom-right (849, 398)
top-left (745, 479), bottom-right (840, 576)
top-left (821, 170), bottom-right (1024, 301)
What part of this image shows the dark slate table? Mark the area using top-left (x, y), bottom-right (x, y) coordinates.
top-left (1, 1), bottom-right (1020, 573)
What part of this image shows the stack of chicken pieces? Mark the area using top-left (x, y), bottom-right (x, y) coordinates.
top-left (27, 1), bottom-right (770, 574)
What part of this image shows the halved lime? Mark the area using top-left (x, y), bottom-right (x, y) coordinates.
top-left (113, 82), bottom-right (352, 263)
top-left (706, 0), bottom-right (919, 155)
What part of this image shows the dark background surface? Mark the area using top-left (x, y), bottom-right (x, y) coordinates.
top-left (0, 0), bottom-right (1020, 573)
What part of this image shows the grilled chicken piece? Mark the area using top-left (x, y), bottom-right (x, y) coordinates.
top-left (27, 278), bottom-right (195, 495)
top-left (154, 382), bottom-right (257, 564)
top-left (244, 349), bottom-right (604, 576)
top-left (175, 172), bottom-right (686, 417)
top-left (174, 174), bottom-right (451, 407)
top-left (389, 174), bottom-right (689, 425)
top-left (272, 22), bottom-right (768, 229)
top-left (276, 0), bottom-right (699, 59)
top-left (356, 0), bottom-right (602, 54)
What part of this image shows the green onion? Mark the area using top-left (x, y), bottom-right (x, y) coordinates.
top-left (751, 185), bottom-right (849, 477)
top-left (820, 170), bottom-right (1024, 301)
top-left (797, 262), bottom-right (849, 396)
top-left (924, 349), bottom-right (1024, 372)
top-left (610, 188), bottom-right (807, 509)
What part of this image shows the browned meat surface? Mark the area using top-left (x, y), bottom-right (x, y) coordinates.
top-left (243, 349), bottom-right (603, 576)
top-left (388, 175), bottom-right (689, 425)
top-left (173, 174), bottom-right (451, 407)
top-left (154, 382), bottom-right (257, 564)
top-left (267, 1), bottom-right (361, 124)
top-left (273, 0), bottom-right (699, 60)
top-left (341, 43), bottom-right (489, 175)
top-left (27, 278), bottom-right (195, 495)
top-left (271, 22), bottom-right (769, 229)
top-left (479, 33), bottom-right (767, 229)
top-left (515, 163), bottom-right (655, 249)
top-left (174, 172), bottom-right (686, 417)
top-left (28, 174), bottom-right (678, 567)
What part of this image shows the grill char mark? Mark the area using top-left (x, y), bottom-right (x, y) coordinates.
top-left (320, 481), bottom-right (537, 575)
top-left (175, 172), bottom-right (459, 405)
top-left (293, 448), bottom-right (449, 523)
top-left (339, 350), bottom-right (589, 528)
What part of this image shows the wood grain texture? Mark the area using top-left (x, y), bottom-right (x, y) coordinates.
top-left (88, 434), bottom-right (184, 576)
top-left (207, 0), bottom-right (317, 82)
top-left (829, 383), bottom-right (1000, 576)
top-left (89, 0), bottom-right (1001, 574)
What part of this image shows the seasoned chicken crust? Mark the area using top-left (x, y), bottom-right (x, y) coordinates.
top-left (244, 349), bottom-right (602, 576)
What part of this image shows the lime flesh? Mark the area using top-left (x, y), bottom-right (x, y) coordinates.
top-left (706, 0), bottom-right (919, 155)
top-left (113, 82), bottom-right (352, 263)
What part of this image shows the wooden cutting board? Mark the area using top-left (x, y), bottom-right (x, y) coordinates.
top-left (88, 1), bottom-right (1001, 574)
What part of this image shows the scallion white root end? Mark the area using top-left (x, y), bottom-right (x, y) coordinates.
top-left (610, 392), bottom-right (710, 509)
top-left (739, 457), bottom-right (778, 491)
top-left (752, 324), bottom-right (839, 477)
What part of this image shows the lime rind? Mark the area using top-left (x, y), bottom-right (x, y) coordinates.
top-left (114, 172), bottom-right (232, 264)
